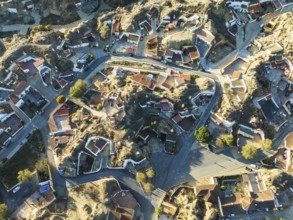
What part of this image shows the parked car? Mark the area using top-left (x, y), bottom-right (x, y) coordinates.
top-left (13, 186), bottom-right (21, 193)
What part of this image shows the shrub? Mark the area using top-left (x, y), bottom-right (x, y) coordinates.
top-left (222, 134), bottom-right (234, 147)
top-left (259, 138), bottom-right (272, 151)
top-left (0, 203), bottom-right (8, 220)
top-left (220, 185), bottom-right (226, 191)
top-left (241, 144), bottom-right (258, 159)
top-left (56, 95), bottom-right (66, 104)
top-left (96, 103), bottom-right (103, 111)
top-left (70, 80), bottom-right (87, 98)
top-left (194, 127), bottom-right (212, 144)
top-left (136, 172), bottom-right (146, 183)
top-left (146, 169), bottom-right (155, 179)
top-left (144, 182), bottom-right (154, 192)
top-left (215, 137), bottom-right (224, 148)
top-left (17, 169), bottom-right (33, 183)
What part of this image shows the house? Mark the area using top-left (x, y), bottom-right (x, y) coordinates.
top-left (225, 0), bottom-right (250, 13)
top-left (16, 55), bottom-right (51, 80)
top-left (11, 183), bottom-right (56, 219)
top-left (146, 5), bottom-right (159, 19)
top-left (264, 43), bottom-right (283, 54)
top-left (111, 190), bottom-right (140, 220)
top-left (0, 112), bottom-right (23, 137)
top-left (194, 184), bottom-right (219, 203)
top-left (140, 20), bottom-right (153, 34)
top-left (141, 99), bottom-right (174, 113)
top-left (68, 38), bottom-right (90, 48)
top-left (267, 55), bottom-right (291, 71)
top-left (164, 49), bottom-right (183, 63)
top-left (111, 17), bottom-right (121, 36)
top-left (85, 136), bottom-right (112, 156)
top-left (182, 46), bottom-right (200, 64)
top-left (120, 33), bottom-right (140, 44)
top-left (73, 53), bottom-right (91, 72)
top-left (172, 113), bottom-right (196, 131)
top-left (48, 105), bottom-right (76, 149)
top-left (132, 72), bottom-right (166, 90)
top-left (196, 29), bottom-right (215, 46)
top-left (9, 81), bottom-right (30, 107)
top-left (196, 29), bottom-right (215, 58)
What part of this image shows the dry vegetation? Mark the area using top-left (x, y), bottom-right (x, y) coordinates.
top-left (31, 178), bottom-right (120, 220)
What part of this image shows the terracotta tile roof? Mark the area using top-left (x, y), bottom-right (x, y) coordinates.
top-left (33, 58), bottom-right (44, 68)
top-left (9, 94), bottom-right (20, 104)
top-left (112, 20), bottom-right (120, 33)
top-left (211, 113), bottom-right (223, 124)
top-left (248, 4), bottom-right (262, 13)
top-left (48, 117), bottom-right (57, 133)
top-left (53, 106), bottom-right (69, 117)
top-left (195, 184), bottom-right (219, 202)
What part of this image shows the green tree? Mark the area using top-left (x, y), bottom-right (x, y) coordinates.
top-left (241, 144), bottom-right (258, 159)
top-left (69, 80), bottom-right (87, 98)
top-left (56, 95), bottom-right (66, 104)
top-left (0, 203), bottom-right (8, 220)
top-left (146, 169), bottom-right (155, 179)
top-left (155, 207), bottom-right (163, 216)
top-left (17, 169), bottom-right (33, 183)
top-left (215, 137), bottom-right (224, 148)
top-left (222, 134), bottom-right (234, 147)
top-left (194, 127), bottom-right (212, 144)
top-left (99, 23), bottom-right (110, 40)
top-left (144, 182), bottom-right (154, 192)
top-left (259, 138), bottom-right (272, 151)
top-left (96, 103), bottom-right (103, 111)
top-left (35, 158), bottom-right (49, 173)
top-left (136, 172), bottom-right (146, 183)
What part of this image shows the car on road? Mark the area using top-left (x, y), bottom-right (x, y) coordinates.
top-left (12, 186), bottom-right (21, 193)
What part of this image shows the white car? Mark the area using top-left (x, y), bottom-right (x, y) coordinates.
top-left (12, 186), bottom-right (21, 193)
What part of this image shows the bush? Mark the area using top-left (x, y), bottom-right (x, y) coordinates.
top-left (194, 127), bottom-right (212, 144)
top-left (241, 144), bottom-right (258, 159)
top-left (17, 169), bottom-right (34, 183)
top-left (35, 158), bottom-right (49, 174)
top-left (56, 95), bottom-right (66, 104)
top-left (220, 185), bottom-right (226, 191)
top-left (144, 182), bottom-right (154, 192)
top-left (146, 169), bottom-right (155, 179)
top-left (222, 134), bottom-right (234, 147)
top-left (215, 138), bottom-right (224, 148)
top-left (0, 203), bottom-right (8, 220)
top-left (96, 103), bottom-right (103, 111)
top-left (136, 172), bottom-right (146, 183)
top-left (99, 23), bottom-right (110, 40)
top-left (70, 80), bottom-right (87, 98)
top-left (259, 138), bottom-right (272, 151)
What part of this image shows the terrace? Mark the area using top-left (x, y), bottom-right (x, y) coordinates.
top-left (85, 136), bottom-right (112, 156)
top-left (172, 113), bottom-right (196, 131)
top-left (0, 113), bottom-right (23, 136)
top-left (222, 58), bottom-right (250, 75)
top-left (77, 151), bottom-right (95, 174)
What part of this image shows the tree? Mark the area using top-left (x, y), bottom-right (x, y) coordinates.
top-left (99, 23), bottom-right (110, 40)
top-left (0, 203), bottom-right (8, 220)
top-left (215, 137), bottom-right (224, 148)
top-left (136, 172), bottom-right (146, 183)
top-left (96, 103), bottom-right (103, 111)
top-left (144, 182), bottom-right (154, 192)
top-left (146, 169), bottom-right (155, 179)
top-left (222, 134), bottom-right (234, 147)
top-left (35, 158), bottom-right (49, 173)
top-left (17, 169), bottom-right (33, 183)
top-left (56, 95), bottom-right (66, 104)
top-left (259, 138), bottom-right (272, 151)
top-left (241, 144), bottom-right (258, 159)
top-left (69, 80), bottom-right (87, 98)
top-left (194, 127), bottom-right (212, 144)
